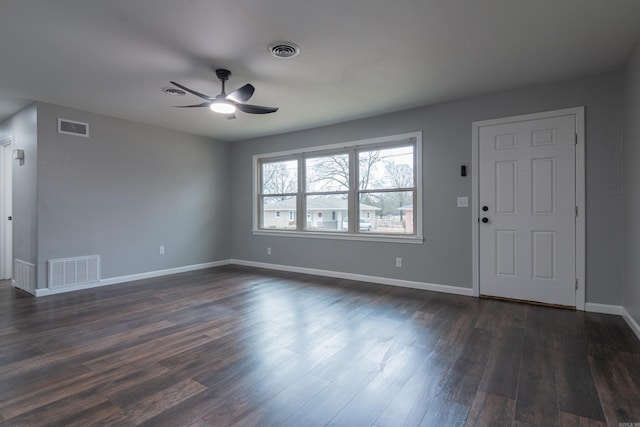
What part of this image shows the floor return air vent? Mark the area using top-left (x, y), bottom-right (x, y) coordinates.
top-left (48, 255), bottom-right (100, 288)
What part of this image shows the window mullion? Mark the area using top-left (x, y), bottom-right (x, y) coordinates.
top-left (349, 147), bottom-right (357, 233)
top-left (298, 155), bottom-right (305, 232)
top-left (412, 189), bottom-right (417, 236)
top-left (359, 187), bottom-right (414, 195)
top-left (257, 162), bottom-right (263, 230)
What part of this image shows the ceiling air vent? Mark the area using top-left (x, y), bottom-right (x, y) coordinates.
top-left (58, 118), bottom-right (89, 138)
top-left (269, 41), bottom-right (300, 59)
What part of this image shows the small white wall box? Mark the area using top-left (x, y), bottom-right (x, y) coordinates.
top-left (12, 149), bottom-right (24, 160)
top-left (58, 118), bottom-right (89, 137)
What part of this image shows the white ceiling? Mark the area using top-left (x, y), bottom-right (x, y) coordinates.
top-left (1, 0), bottom-right (639, 142)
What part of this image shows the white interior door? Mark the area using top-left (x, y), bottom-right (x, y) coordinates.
top-left (478, 113), bottom-right (576, 307)
top-left (0, 140), bottom-right (12, 280)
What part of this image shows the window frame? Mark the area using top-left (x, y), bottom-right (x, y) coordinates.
top-left (253, 132), bottom-right (423, 244)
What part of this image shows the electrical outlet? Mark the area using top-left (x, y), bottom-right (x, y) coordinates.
top-left (267, 247), bottom-right (271, 255)
top-left (159, 246), bottom-right (165, 255)
top-left (396, 257), bottom-right (402, 268)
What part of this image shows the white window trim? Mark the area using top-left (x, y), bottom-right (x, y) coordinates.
top-left (252, 132), bottom-right (423, 243)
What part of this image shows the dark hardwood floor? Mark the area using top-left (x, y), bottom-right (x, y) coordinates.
top-left (0, 266), bottom-right (639, 426)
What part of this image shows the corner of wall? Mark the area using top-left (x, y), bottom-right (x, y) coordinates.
top-left (622, 38), bottom-right (640, 328)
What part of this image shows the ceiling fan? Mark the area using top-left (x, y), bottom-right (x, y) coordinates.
top-left (170, 69), bottom-right (278, 119)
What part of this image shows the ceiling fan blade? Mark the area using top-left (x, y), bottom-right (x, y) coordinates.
top-left (236, 104), bottom-right (279, 114)
top-left (174, 102), bottom-right (211, 108)
top-left (170, 81), bottom-right (212, 101)
top-left (226, 84), bottom-right (255, 103)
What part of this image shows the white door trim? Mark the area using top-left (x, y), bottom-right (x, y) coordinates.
top-left (471, 107), bottom-right (585, 310)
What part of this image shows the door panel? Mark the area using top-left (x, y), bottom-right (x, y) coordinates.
top-left (0, 142), bottom-right (12, 280)
top-left (495, 161), bottom-right (517, 214)
top-left (531, 158), bottom-right (555, 214)
top-left (479, 114), bottom-right (576, 306)
top-left (496, 230), bottom-right (517, 277)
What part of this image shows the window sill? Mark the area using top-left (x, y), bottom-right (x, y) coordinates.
top-left (252, 229), bottom-right (424, 244)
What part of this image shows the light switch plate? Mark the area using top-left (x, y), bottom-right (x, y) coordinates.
top-left (457, 197), bottom-right (469, 207)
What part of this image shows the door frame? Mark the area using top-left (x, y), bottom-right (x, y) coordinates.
top-left (0, 136), bottom-right (13, 280)
top-left (471, 107), bottom-right (585, 310)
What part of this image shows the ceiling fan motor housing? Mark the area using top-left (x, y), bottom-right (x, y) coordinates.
top-left (215, 69), bottom-right (231, 82)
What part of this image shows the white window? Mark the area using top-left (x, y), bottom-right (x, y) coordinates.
top-left (258, 159), bottom-right (297, 230)
top-left (254, 132), bottom-right (422, 242)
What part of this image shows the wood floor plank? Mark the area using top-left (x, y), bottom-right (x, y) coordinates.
top-left (281, 358), bottom-right (380, 427)
top-left (45, 401), bottom-right (123, 427)
top-left (553, 333), bottom-right (606, 422)
top-left (478, 326), bottom-right (524, 399)
top-left (373, 350), bottom-right (456, 427)
top-left (417, 396), bottom-right (470, 427)
top-left (588, 351), bottom-right (640, 425)
top-left (464, 391), bottom-right (516, 427)
top-left (558, 411), bottom-right (607, 427)
top-left (514, 339), bottom-right (561, 427)
top-left (0, 389), bottom-right (114, 427)
top-left (0, 266), bottom-right (638, 426)
top-left (84, 330), bottom-right (215, 372)
top-left (438, 327), bottom-right (493, 405)
top-left (230, 373), bottom-right (330, 427)
top-left (102, 378), bottom-right (207, 425)
top-left (0, 363), bottom-right (170, 419)
top-left (326, 344), bottom-right (428, 426)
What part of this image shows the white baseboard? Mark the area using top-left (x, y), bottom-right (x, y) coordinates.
top-left (230, 259), bottom-right (475, 297)
top-left (34, 260), bottom-right (231, 296)
top-left (34, 258), bottom-right (472, 298)
top-left (584, 302), bottom-right (623, 315)
top-left (622, 306), bottom-right (640, 341)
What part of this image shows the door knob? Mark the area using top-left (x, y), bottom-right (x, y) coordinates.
top-left (482, 217), bottom-right (489, 223)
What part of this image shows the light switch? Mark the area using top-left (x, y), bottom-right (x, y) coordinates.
top-left (457, 197), bottom-right (469, 208)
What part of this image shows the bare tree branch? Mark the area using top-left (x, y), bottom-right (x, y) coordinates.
top-left (359, 151), bottom-right (383, 190)
top-left (307, 154), bottom-right (349, 191)
top-left (383, 161), bottom-right (413, 218)
top-left (262, 161), bottom-right (297, 199)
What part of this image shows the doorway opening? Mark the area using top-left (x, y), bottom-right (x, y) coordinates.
top-left (0, 137), bottom-right (13, 281)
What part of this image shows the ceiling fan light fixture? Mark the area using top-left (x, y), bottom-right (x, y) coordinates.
top-left (210, 101), bottom-right (236, 114)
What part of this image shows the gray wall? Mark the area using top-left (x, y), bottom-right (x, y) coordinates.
top-left (623, 41), bottom-right (640, 324)
top-left (231, 71), bottom-right (624, 305)
top-left (0, 104), bottom-right (38, 270)
top-left (34, 103), bottom-right (231, 287)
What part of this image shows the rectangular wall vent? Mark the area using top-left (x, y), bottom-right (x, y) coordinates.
top-left (48, 255), bottom-right (100, 288)
top-left (14, 259), bottom-right (36, 294)
top-left (58, 118), bottom-right (89, 137)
